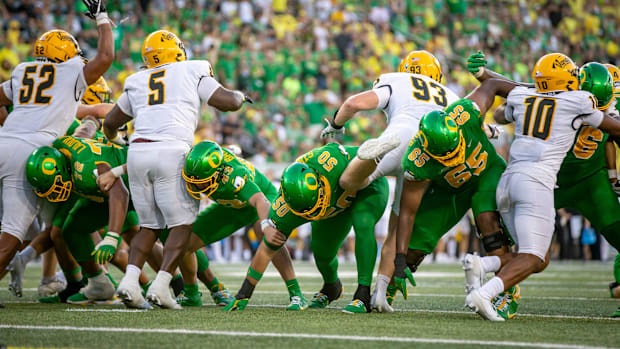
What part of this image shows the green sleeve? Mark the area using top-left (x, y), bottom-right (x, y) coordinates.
top-left (268, 192), bottom-right (307, 237)
top-left (401, 136), bottom-right (433, 181)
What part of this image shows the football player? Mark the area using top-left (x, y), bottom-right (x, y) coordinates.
top-left (104, 30), bottom-right (251, 309)
top-left (223, 143), bottom-right (389, 313)
top-left (166, 141), bottom-right (306, 309)
top-left (467, 53), bottom-right (620, 321)
top-left (394, 76), bottom-right (521, 319)
top-left (607, 63), bottom-right (620, 318)
top-left (321, 51), bottom-right (461, 312)
top-left (0, 0), bottom-right (113, 290)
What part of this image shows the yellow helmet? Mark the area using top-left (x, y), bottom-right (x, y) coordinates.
top-left (531, 53), bottom-right (579, 93)
top-left (82, 77), bottom-right (111, 105)
top-left (141, 30), bottom-right (186, 69)
top-left (604, 64), bottom-right (620, 96)
top-left (34, 29), bottom-right (81, 63)
top-left (398, 50), bottom-right (442, 82)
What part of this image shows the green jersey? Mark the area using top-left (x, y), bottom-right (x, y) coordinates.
top-left (208, 148), bottom-right (277, 208)
top-left (269, 143), bottom-right (359, 236)
top-left (53, 136), bottom-right (128, 202)
top-left (402, 98), bottom-right (505, 190)
top-left (556, 125), bottom-right (608, 187)
top-left (66, 119), bottom-right (106, 139)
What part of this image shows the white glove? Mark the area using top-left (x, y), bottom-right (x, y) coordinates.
top-left (109, 133), bottom-right (127, 146)
top-left (320, 118), bottom-right (345, 140)
top-left (91, 232), bottom-right (121, 264)
top-left (485, 124), bottom-right (502, 139)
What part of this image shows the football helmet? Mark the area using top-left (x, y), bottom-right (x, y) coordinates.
top-left (604, 64), bottom-right (620, 96)
top-left (26, 146), bottom-right (72, 202)
top-left (142, 30), bottom-right (186, 69)
top-left (579, 62), bottom-right (613, 110)
top-left (82, 77), bottom-right (111, 105)
top-left (532, 53), bottom-right (579, 92)
top-left (182, 141), bottom-right (224, 199)
top-left (280, 162), bottom-right (331, 221)
top-left (398, 50), bottom-right (442, 82)
top-left (418, 110), bottom-right (465, 167)
top-left (34, 29), bottom-right (82, 63)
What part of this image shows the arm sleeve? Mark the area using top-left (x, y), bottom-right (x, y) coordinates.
top-left (197, 76), bottom-right (221, 103)
top-left (504, 102), bottom-right (515, 122)
top-left (372, 85), bottom-right (391, 109)
top-left (116, 92), bottom-right (134, 118)
top-left (580, 93), bottom-right (604, 128)
top-left (2, 79), bottom-right (12, 101)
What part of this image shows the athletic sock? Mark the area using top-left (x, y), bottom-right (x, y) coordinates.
top-left (478, 276), bottom-right (504, 300)
top-left (207, 277), bottom-right (221, 292)
top-left (480, 255), bottom-right (501, 273)
top-left (375, 274), bottom-right (389, 298)
top-left (323, 279), bottom-right (342, 301)
top-left (125, 264), bottom-right (141, 284)
top-left (170, 273), bottom-right (184, 297)
top-left (195, 249), bottom-right (210, 274)
top-left (184, 283), bottom-right (199, 296)
top-left (285, 278), bottom-right (301, 297)
top-left (353, 284), bottom-right (371, 312)
top-left (64, 267), bottom-right (82, 282)
top-left (155, 270), bottom-right (173, 289)
top-left (19, 246), bottom-right (37, 264)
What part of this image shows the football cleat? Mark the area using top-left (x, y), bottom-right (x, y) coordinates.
top-left (309, 286), bottom-right (343, 309)
top-left (8, 253), bottom-right (26, 297)
top-left (371, 289), bottom-right (394, 313)
top-left (177, 291), bottom-right (203, 307)
top-left (146, 281), bottom-right (182, 309)
top-left (38, 295), bottom-right (61, 304)
top-left (38, 272), bottom-right (68, 297)
top-left (612, 307), bottom-right (620, 318)
top-left (493, 285), bottom-right (520, 320)
top-left (81, 274), bottom-right (116, 302)
top-left (210, 283), bottom-right (233, 306)
top-left (357, 133), bottom-right (400, 161)
top-left (462, 253), bottom-right (485, 294)
top-left (342, 299), bottom-right (368, 314)
top-left (386, 284), bottom-right (397, 306)
top-left (222, 298), bottom-right (248, 311)
top-left (609, 282), bottom-right (619, 298)
top-left (286, 295), bottom-right (308, 311)
top-left (118, 277), bottom-right (151, 309)
top-left (465, 289), bottom-right (504, 321)
top-left (67, 292), bottom-right (120, 305)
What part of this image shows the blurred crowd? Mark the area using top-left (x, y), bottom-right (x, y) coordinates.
top-left (1, 0), bottom-right (619, 163)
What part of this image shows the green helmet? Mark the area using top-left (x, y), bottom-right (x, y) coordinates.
top-left (25, 146), bottom-right (72, 202)
top-left (579, 62), bottom-right (613, 110)
top-left (280, 162), bottom-right (330, 221)
top-left (182, 141), bottom-right (224, 199)
top-left (418, 110), bottom-right (465, 167)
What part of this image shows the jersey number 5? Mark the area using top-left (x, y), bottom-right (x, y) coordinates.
top-left (148, 70), bottom-right (166, 105)
top-left (19, 64), bottom-right (55, 105)
top-left (522, 96), bottom-right (556, 140)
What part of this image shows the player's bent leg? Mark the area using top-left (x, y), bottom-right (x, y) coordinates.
top-left (0, 232), bottom-right (22, 280)
top-left (611, 254), bottom-right (620, 299)
top-left (373, 211), bottom-right (398, 313)
top-left (177, 252), bottom-right (202, 307)
top-left (117, 227), bottom-right (159, 309)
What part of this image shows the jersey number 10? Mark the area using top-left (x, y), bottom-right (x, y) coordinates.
top-left (522, 96), bottom-right (556, 140)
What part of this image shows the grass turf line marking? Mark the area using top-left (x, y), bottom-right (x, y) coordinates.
top-left (65, 308), bottom-right (147, 313)
top-left (0, 324), bottom-right (612, 349)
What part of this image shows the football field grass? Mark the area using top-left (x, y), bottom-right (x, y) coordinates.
top-left (1, 261), bottom-right (618, 348)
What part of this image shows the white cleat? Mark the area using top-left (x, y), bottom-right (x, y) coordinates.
top-left (462, 253), bottom-right (484, 294)
top-left (117, 277), bottom-right (151, 309)
top-left (371, 289), bottom-right (394, 313)
top-left (357, 133), bottom-right (400, 160)
top-left (8, 254), bottom-right (26, 297)
top-left (38, 272), bottom-right (68, 297)
top-left (146, 282), bottom-right (182, 310)
top-left (465, 289), bottom-right (504, 321)
top-left (82, 275), bottom-right (116, 301)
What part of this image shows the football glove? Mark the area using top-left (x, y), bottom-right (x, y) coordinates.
top-left (394, 253), bottom-right (416, 300)
top-left (467, 51), bottom-right (487, 75)
top-left (485, 124), bottom-right (502, 139)
top-left (243, 95), bottom-right (254, 104)
top-left (82, 0), bottom-right (107, 20)
top-left (222, 297), bottom-right (248, 311)
top-left (320, 118), bottom-right (345, 141)
top-left (91, 231), bottom-right (121, 264)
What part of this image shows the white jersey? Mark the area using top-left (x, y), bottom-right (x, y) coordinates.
top-left (373, 72), bottom-right (460, 124)
top-left (0, 57), bottom-right (87, 147)
top-left (117, 60), bottom-right (221, 147)
top-left (504, 86), bottom-right (604, 189)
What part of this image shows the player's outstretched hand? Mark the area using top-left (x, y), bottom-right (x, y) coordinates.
top-left (320, 118), bottom-right (345, 141)
top-left (91, 232), bottom-right (120, 264)
top-left (222, 298), bottom-right (248, 311)
top-left (82, 0), bottom-right (107, 20)
top-left (394, 253), bottom-right (416, 300)
top-left (96, 170), bottom-right (118, 192)
top-left (467, 51), bottom-right (487, 74)
top-left (264, 226), bottom-right (287, 247)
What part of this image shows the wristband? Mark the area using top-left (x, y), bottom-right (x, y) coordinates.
top-left (474, 67), bottom-right (485, 79)
top-left (247, 267), bottom-right (263, 281)
top-left (96, 12), bottom-right (111, 26)
top-left (105, 231), bottom-right (121, 248)
top-left (110, 165), bottom-right (125, 178)
top-left (331, 107), bottom-right (343, 128)
top-left (609, 169), bottom-right (617, 180)
top-left (260, 218), bottom-right (274, 232)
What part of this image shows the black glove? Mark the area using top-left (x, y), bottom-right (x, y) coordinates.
top-left (243, 95), bottom-right (254, 104)
top-left (82, 0), bottom-right (107, 20)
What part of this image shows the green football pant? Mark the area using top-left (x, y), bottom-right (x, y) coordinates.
top-left (59, 198), bottom-right (139, 262)
top-left (555, 169), bottom-right (620, 250)
top-left (614, 254), bottom-right (620, 284)
top-left (408, 160), bottom-right (505, 254)
top-left (311, 177), bottom-right (388, 286)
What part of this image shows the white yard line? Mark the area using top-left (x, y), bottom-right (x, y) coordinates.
top-left (0, 324), bottom-right (613, 349)
top-left (65, 308), bottom-right (147, 313)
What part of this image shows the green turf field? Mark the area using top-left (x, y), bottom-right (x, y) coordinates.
top-left (0, 261), bottom-right (618, 348)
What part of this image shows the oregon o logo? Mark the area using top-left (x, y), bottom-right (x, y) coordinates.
top-left (41, 158), bottom-right (56, 175)
top-left (305, 173), bottom-right (318, 190)
top-left (208, 152), bottom-right (222, 168)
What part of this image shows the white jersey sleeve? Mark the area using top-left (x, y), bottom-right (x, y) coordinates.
top-left (0, 57), bottom-right (88, 146)
top-left (123, 60), bottom-right (218, 146)
top-left (372, 72), bottom-right (460, 124)
top-left (197, 76), bottom-right (221, 103)
top-left (504, 87), bottom-right (602, 188)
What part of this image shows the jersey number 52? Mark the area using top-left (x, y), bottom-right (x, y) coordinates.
top-left (19, 64), bottom-right (55, 105)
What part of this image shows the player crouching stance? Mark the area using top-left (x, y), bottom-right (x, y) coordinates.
top-left (224, 143), bottom-right (389, 313)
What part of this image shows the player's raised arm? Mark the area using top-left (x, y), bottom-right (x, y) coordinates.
top-left (103, 105), bottom-right (132, 145)
top-left (205, 86), bottom-right (251, 112)
top-left (466, 78), bottom-right (519, 115)
top-left (81, 0), bottom-right (114, 85)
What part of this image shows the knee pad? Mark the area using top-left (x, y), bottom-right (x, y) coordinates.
top-left (481, 230), bottom-right (510, 252)
top-left (406, 249), bottom-right (426, 273)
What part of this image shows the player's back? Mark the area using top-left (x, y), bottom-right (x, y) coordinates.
top-left (374, 72), bottom-right (459, 123)
top-left (0, 57), bottom-right (87, 146)
top-left (504, 86), bottom-right (604, 188)
top-left (120, 60), bottom-right (215, 146)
